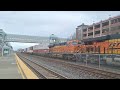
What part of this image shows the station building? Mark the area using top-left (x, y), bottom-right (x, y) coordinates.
top-left (0, 29), bottom-right (13, 56)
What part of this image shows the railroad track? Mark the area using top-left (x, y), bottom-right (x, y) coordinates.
top-left (46, 58), bottom-right (120, 79)
top-left (22, 53), bottom-right (120, 79)
top-left (17, 53), bottom-right (68, 79)
top-left (64, 63), bottom-right (120, 79)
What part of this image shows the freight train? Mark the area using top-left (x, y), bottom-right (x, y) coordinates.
top-left (49, 34), bottom-right (120, 54)
top-left (19, 43), bottom-right (49, 54)
top-left (48, 34), bottom-right (120, 66)
top-left (21, 34), bottom-right (120, 66)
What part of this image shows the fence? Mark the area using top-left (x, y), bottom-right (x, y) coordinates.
top-left (75, 53), bottom-right (120, 69)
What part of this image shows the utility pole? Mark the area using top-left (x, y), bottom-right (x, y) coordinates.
top-left (98, 46), bottom-right (101, 68)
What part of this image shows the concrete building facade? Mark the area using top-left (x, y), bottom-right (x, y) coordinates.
top-left (76, 15), bottom-right (120, 40)
top-left (76, 23), bottom-right (88, 40)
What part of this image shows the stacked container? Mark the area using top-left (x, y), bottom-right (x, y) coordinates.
top-left (33, 43), bottom-right (49, 53)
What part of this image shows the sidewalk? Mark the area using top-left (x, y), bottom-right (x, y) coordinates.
top-left (0, 53), bottom-right (22, 79)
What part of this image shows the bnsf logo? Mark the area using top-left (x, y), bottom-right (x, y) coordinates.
top-left (109, 42), bottom-right (120, 47)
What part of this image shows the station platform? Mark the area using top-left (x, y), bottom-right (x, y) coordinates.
top-left (0, 53), bottom-right (22, 79)
top-left (0, 53), bottom-right (38, 79)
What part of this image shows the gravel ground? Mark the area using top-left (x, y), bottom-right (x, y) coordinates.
top-left (19, 53), bottom-right (104, 79)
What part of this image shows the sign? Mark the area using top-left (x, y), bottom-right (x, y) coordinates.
top-left (4, 51), bottom-right (8, 54)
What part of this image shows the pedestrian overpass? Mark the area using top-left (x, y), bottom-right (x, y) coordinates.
top-left (0, 29), bottom-right (67, 43)
top-left (0, 29), bottom-right (67, 56)
top-left (5, 34), bottom-right (67, 43)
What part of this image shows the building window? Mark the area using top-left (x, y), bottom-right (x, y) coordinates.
top-left (83, 29), bottom-right (87, 32)
top-left (111, 26), bottom-right (116, 31)
top-left (88, 27), bottom-right (93, 31)
top-left (118, 26), bottom-right (120, 29)
top-left (95, 24), bottom-right (100, 29)
top-left (88, 32), bottom-right (93, 36)
top-left (102, 28), bottom-right (109, 33)
top-left (111, 19), bottom-right (118, 24)
top-left (83, 34), bottom-right (87, 37)
top-left (102, 21), bottom-right (109, 27)
top-left (111, 26), bottom-right (120, 31)
top-left (95, 31), bottom-right (100, 34)
top-left (116, 32), bottom-right (120, 34)
top-left (118, 18), bottom-right (120, 22)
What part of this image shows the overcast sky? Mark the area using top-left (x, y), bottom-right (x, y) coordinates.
top-left (0, 11), bottom-right (120, 50)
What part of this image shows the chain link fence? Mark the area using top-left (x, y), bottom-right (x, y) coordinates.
top-left (75, 53), bottom-right (120, 69)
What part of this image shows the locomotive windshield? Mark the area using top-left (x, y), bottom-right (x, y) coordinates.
top-left (72, 41), bottom-right (78, 45)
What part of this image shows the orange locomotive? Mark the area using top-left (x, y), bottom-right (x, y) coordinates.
top-left (49, 34), bottom-right (120, 55)
top-left (49, 40), bottom-right (81, 53)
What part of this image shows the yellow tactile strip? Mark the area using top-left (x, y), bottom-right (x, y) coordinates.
top-left (16, 58), bottom-right (26, 79)
top-left (15, 53), bottom-right (39, 79)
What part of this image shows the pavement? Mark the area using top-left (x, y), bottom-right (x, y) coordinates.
top-left (0, 53), bottom-right (22, 79)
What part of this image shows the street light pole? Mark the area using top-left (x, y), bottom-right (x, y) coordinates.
top-left (2, 45), bottom-right (3, 56)
top-left (98, 46), bottom-right (101, 68)
top-left (98, 54), bottom-right (100, 68)
top-left (1, 41), bottom-right (4, 57)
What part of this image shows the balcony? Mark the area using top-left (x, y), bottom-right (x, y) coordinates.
top-left (110, 25), bottom-right (120, 34)
top-left (94, 28), bottom-right (100, 31)
top-left (111, 22), bottom-right (120, 27)
top-left (83, 31), bottom-right (87, 34)
top-left (94, 24), bottom-right (100, 29)
top-left (88, 30), bottom-right (93, 33)
top-left (88, 26), bottom-right (93, 31)
top-left (110, 29), bottom-right (120, 35)
top-left (83, 29), bottom-right (87, 32)
top-left (83, 33), bottom-right (87, 36)
top-left (102, 25), bottom-right (109, 29)
top-left (94, 34), bottom-right (100, 37)
top-left (95, 30), bottom-right (100, 36)
top-left (83, 36), bottom-right (87, 39)
top-left (110, 17), bottom-right (120, 26)
top-left (88, 29), bottom-right (93, 32)
top-left (88, 35), bottom-right (93, 38)
top-left (102, 21), bottom-right (109, 28)
top-left (102, 32), bottom-right (109, 36)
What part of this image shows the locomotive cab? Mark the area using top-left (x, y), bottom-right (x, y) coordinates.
top-left (67, 40), bottom-right (80, 46)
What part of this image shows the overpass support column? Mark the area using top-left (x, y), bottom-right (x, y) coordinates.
top-left (2, 47), bottom-right (3, 56)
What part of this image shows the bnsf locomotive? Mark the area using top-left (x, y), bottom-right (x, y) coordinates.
top-left (49, 34), bottom-right (120, 54)
top-left (46, 34), bottom-right (120, 66)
